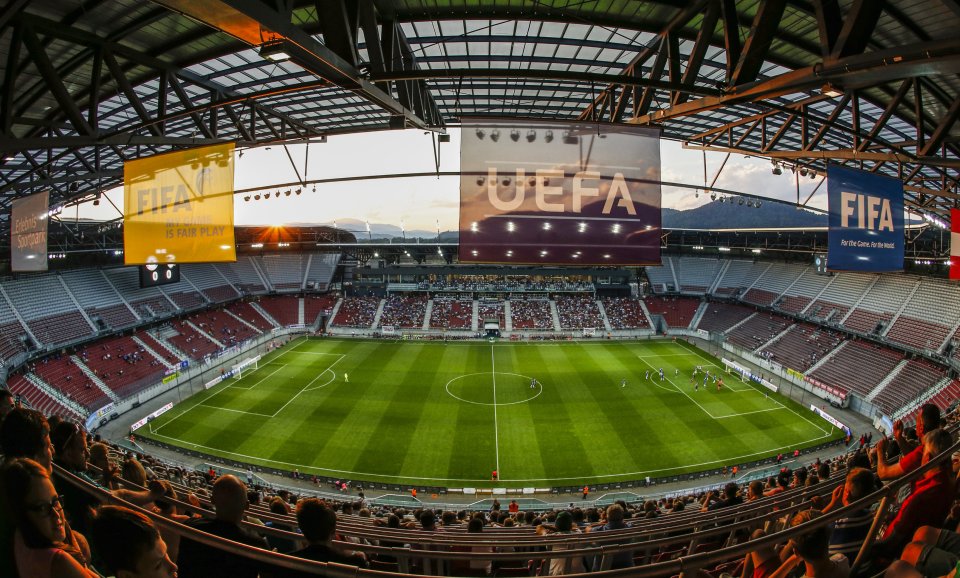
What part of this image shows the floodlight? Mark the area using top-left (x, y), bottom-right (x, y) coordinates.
top-left (738, 197), bottom-right (744, 206)
top-left (259, 40), bottom-right (291, 62)
top-left (528, 177), bottom-right (536, 186)
top-left (510, 129), bottom-right (520, 142)
top-left (295, 188), bottom-right (301, 195)
top-left (772, 161), bottom-right (782, 175)
top-left (476, 177), bottom-right (485, 186)
top-left (719, 196), bottom-right (725, 203)
top-left (244, 196), bottom-right (250, 202)
top-left (490, 129), bottom-right (500, 142)
top-left (264, 192), bottom-right (271, 199)
top-left (563, 132), bottom-right (579, 145)
top-left (799, 168), bottom-right (808, 177)
top-left (756, 200), bottom-right (762, 208)
top-left (475, 128), bottom-right (486, 140)
top-left (285, 189), bottom-right (291, 196)
top-left (501, 177), bottom-right (511, 186)
top-left (526, 130), bottom-right (536, 143)
top-left (254, 194), bottom-right (261, 200)
top-left (711, 193), bottom-right (717, 201)
top-left (544, 130), bottom-right (554, 143)
top-left (821, 82), bottom-right (843, 98)
top-left (746, 200), bottom-right (753, 207)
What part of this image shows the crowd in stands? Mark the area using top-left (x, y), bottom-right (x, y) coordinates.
top-left (417, 277), bottom-right (594, 293)
top-left (1, 396), bottom-right (959, 578)
top-left (554, 296), bottom-right (604, 329)
top-left (509, 299), bottom-right (553, 330)
top-left (379, 296), bottom-right (428, 328)
top-left (601, 297), bottom-right (648, 329)
top-left (430, 299), bottom-right (473, 329)
top-left (333, 297), bottom-right (380, 328)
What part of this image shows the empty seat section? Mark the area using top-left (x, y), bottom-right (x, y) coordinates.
top-left (104, 268), bottom-right (176, 319)
top-left (259, 254), bottom-right (305, 290)
top-left (5, 275), bottom-right (93, 346)
top-left (674, 257), bottom-right (723, 294)
top-left (714, 260), bottom-right (766, 297)
top-left (807, 340), bottom-right (903, 398)
top-left (181, 263), bottom-right (239, 303)
top-left (928, 380), bottom-right (960, 413)
top-left (886, 279), bottom-right (960, 351)
top-left (743, 263), bottom-right (802, 306)
top-left (696, 303), bottom-right (755, 333)
top-left (555, 296), bottom-right (604, 329)
top-left (872, 360), bottom-right (946, 416)
top-left (332, 297), bottom-right (379, 327)
top-left (190, 310), bottom-right (259, 346)
top-left (6, 374), bottom-right (84, 421)
top-left (258, 296), bottom-right (301, 326)
top-left (806, 272), bottom-right (873, 322)
top-left (215, 256), bottom-right (266, 294)
top-left (166, 321), bottom-right (219, 360)
top-left (159, 277), bottom-right (206, 310)
top-left (430, 299), bottom-right (473, 329)
top-left (602, 297), bottom-right (649, 329)
top-left (643, 296), bottom-right (699, 328)
top-left (509, 299), bottom-right (553, 329)
top-left (379, 295), bottom-right (428, 328)
top-left (776, 267), bottom-right (832, 314)
top-left (304, 295), bottom-right (337, 325)
top-left (226, 301), bottom-right (276, 331)
top-left (843, 275), bottom-right (916, 334)
top-left (32, 356), bottom-right (107, 410)
top-left (305, 253), bottom-right (340, 291)
top-left (644, 258), bottom-right (674, 293)
top-left (62, 270), bottom-right (138, 329)
top-left (759, 323), bottom-right (843, 372)
top-left (725, 314), bottom-right (791, 352)
top-left (78, 336), bottom-right (168, 398)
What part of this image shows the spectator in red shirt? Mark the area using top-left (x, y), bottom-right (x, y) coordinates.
top-left (876, 404), bottom-right (941, 482)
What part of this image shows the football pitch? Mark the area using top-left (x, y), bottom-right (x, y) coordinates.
top-left (141, 337), bottom-right (843, 487)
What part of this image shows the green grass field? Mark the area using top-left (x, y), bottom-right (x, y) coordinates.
top-left (141, 338), bottom-right (842, 487)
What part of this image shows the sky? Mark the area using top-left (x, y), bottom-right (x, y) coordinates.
top-left (69, 128), bottom-right (830, 234)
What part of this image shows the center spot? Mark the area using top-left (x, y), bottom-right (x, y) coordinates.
top-left (444, 372), bottom-right (543, 406)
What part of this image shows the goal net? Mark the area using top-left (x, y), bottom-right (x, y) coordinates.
top-left (232, 355), bottom-right (261, 379)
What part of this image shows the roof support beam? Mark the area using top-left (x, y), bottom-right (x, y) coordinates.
top-left (315, 0), bottom-right (359, 69)
top-left (813, 0), bottom-right (842, 57)
top-left (674, 1), bottom-right (721, 106)
top-left (831, 0), bottom-right (885, 59)
top-left (720, 0), bottom-right (740, 84)
top-left (920, 97), bottom-right (960, 157)
top-left (20, 24), bottom-right (95, 137)
top-left (731, 0), bottom-right (788, 86)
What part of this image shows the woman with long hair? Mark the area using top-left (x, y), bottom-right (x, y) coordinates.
top-left (1, 457), bottom-right (98, 577)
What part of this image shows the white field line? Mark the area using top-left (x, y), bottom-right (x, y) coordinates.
top-left (269, 355), bottom-right (345, 416)
top-left (197, 404), bottom-right (272, 417)
top-left (228, 365), bottom-right (286, 391)
top-left (490, 344), bottom-right (500, 473)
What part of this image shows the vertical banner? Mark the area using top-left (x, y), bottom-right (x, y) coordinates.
top-left (124, 143), bottom-right (236, 265)
top-left (459, 119), bottom-right (661, 265)
top-left (951, 208), bottom-right (960, 280)
top-left (10, 190), bottom-right (49, 272)
top-left (827, 165), bottom-right (904, 272)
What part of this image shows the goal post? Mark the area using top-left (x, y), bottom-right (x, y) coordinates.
top-left (232, 355), bottom-right (261, 379)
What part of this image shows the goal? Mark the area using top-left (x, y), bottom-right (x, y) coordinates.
top-left (231, 355), bottom-right (261, 379)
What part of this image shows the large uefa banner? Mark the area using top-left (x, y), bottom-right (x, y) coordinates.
top-left (124, 143), bottom-right (236, 265)
top-left (827, 165), bottom-right (904, 272)
top-left (459, 119), bottom-right (661, 265)
top-left (10, 190), bottom-right (49, 272)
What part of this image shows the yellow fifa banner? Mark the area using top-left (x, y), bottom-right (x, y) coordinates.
top-left (124, 143), bottom-right (237, 265)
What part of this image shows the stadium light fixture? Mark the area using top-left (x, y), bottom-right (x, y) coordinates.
top-left (501, 177), bottom-right (511, 186)
top-left (264, 192), bottom-right (271, 199)
top-left (738, 197), bottom-right (744, 206)
top-left (542, 222), bottom-right (551, 230)
top-left (603, 254), bottom-right (611, 259)
top-left (490, 129), bottom-right (500, 142)
top-left (693, 245), bottom-right (704, 250)
top-left (711, 193), bottom-right (717, 201)
top-left (295, 188), bottom-right (301, 195)
top-left (254, 194), bottom-right (261, 200)
top-left (475, 128), bottom-right (485, 140)
top-left (718, 247), bottom-right (731, 252)
top-left (373, 252), bottom-right (379, 258)
top-left (752, 249), bottom-right (762, 254)
top-left (259, 40), bottom-right (291, 62)
top-left (476, 177), bottom-right (484, 186)
top-left (563, 132), bottom-right (579, 145)
top-left (771, 161), bottom-right (782, 175)
top-left (578, 222), bottom-right (587, 233)
top-left (756, 200), bottom-right (762, 208)
top-left (507, 221), bottom-right (516, 232)
top-left (510, 129), bottom-right (521, 142)
top-left (544, 130), bottom-right (554, 143)
top-left (799, 168), bottom-right (808, 177)
top-left (526, 130), bottom-right (537, 143)
top-left (821, 82), bottom-right (843, 97)
top-left (243, 196), bottom-right (250, 202)
top-left (285, 190), bottom-right (291, 197)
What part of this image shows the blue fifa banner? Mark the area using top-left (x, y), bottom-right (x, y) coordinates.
top-left (460, 119), bottom-right (661, 265)
top-left (827, 165), bottom-right (904, 272)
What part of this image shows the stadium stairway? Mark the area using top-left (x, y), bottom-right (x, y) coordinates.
top-left (0, 284), bottom-right (37, 346)
top-left (223, 309), bottom-right (263, 334)
top-left (894, 377), bottom-right (955, 420)
top-left (131, 335), bottom-right (177, 370)
top-left (422, 300), bottom-right (432, 330)
top-left (799, 274), bottom-right (839, 316)
top-left (25, 373), bottom-right (88, 417)
top-left (250, 302), bottom-right (281, 328)
top-left (838, 276), bottom-right (881, 325)
top-left (185, 319), bottom-right (225, 348)
top-left (325, 299), bottom-right (343, 332)
top-left (504, 301), bottom-right (513, 331)
top-left (371, 299), bottom-right (385, 329)
top-left (151, 329), bottom-right (190, 360)
top-left (597, 299), bottom-right (613, 332)
top-left (757, 323), bottom-right (797, 352)
top-left (723, 312), bottom-right (757, 336)
top-left (471, 300), bottom-right (479, 331)
top-left (549, 300), bottom-right (561, 331)
top-left (70, 355), bottom-right (121, 403)
top-left (638, 300), bottom-right (654, 330)
top-left (707, 260), bottom-right (730, 294)
top-left (690, 302), bottom-right (708, 329)
top-left (298, 298), bottom-right (305, 325)
top-left (806, 339), bottom-right (846, 374)
top-left (668, 256), bottom-right (680, 290)
top-left (880, 280), bottom-right (922, 339)
top-left (865, 360), bottom-right (908, 402)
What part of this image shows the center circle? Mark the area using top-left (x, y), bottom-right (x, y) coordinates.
top-left (444, 372), bottom-right (543, 406)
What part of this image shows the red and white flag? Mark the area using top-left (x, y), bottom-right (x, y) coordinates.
top-left (952, 208), bottom-right (960, 280)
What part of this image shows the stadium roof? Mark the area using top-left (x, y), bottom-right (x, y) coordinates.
top-left (2, 0), bottom-right (960, 249)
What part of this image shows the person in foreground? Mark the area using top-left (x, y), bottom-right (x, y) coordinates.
top-left (89, 505), bottom-right (178, 578)
top-left (1, 457), bottom-right (98, 577)
top-left (287, 497), bottom-right (369, 570)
